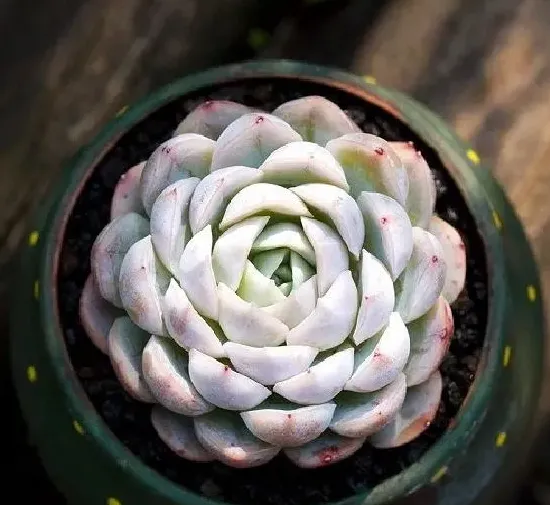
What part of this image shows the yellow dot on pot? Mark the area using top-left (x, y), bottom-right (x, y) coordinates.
top-left (28, 231), bottom-right (39, 247)
top-left (495, 431), bottom-right (507, 447)
top-left (492, 209), bottom-right (502, 230)
top-left (115, 105), bottom-right (128, 117)
top-left (430, 466), bottom-right (448, 483)
top-left (33, 280), bottom-right (40, 300)
top-left (466, 149), bottom-right (480, 165)
top-left (73, 420), bottom-right (85, 435)
top-left (26, 365), bottom-right (38, 383)
top-left (503, 346), bottom-right (512, 367)
top-left (363, 75), bottom-right (377, 85)
top-left (527, 285), bottom-right (537, 302)
top-left (106, 498), bottom-right (121, 505)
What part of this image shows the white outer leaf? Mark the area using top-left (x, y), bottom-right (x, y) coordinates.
top-left (291, 184), bottom-right (365, 258)
top-left (178, 225), bottom-right (218, 320)
top-left (188, 349), bottom-right (271, 410)
top-left (287, 270), bottom-right (358, 351)
top-left (224, 342), bottom-right (318, 385)
top-left (110, 162), bottom-right (145, 219)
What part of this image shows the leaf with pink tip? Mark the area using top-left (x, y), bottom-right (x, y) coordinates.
top-left (394, 227), bottom-right (447, 323)
top-left (108, 316), bottom-right (154, 402)
top-left (162, 280), bottom-right (225, 358)
top-left (178, 225), bottom-right (218, 320)
top-left (150, 178), bottom-right (200, 275)
top-left (284, 432), bottom-right (365, 469)
top-left (345, 313), bottom-right (410, 393)
top-left (224, 342), bottom-right (318, 385)
top-left (110, 162), bottom-right (146, 219)
top-left (174, 100), bottom-right (253, 140)
top-left (390, 142), bottom-right (436, 227)
top-left (259, 141), bottom-right (349, 190)
top-left (188, 166), bottom-right (263, 235)
top-left (241, 401), bottom-right (336, 447)
top-left (217, 283), bottom-right (289, 347)
top-left (151, 406), bottom-right (214, 461)
top-left (356, 192), bottom-right (413, 280)
top-left (272, 96), bottom-right (360, 146)
top-left (210, 113), bottom-right (301, 170)
top-left (91, 213), bottom-right (149, 308)
top-left (194, 411), bottom-right (280, 468)
top-left (188, 349), bottom-right (271, 410)
top-left (140, 134), bottom-right (214, 215)
top-left (273, 347), bottom-right (354, 404)
top-left (326, 134), bottom-right (408, 203)
top-left (79, 275), bottom-right (123, 354)
top-left (428, 216), bottom-right (466, 304)
top-left (287, 270), bottom-right (358, 351)
top-left (404, 296), bottom-right (453, 386)
top-left (119, 236), bottom-right (170, 335)
top-left (142, 335), bottom-right (214, 416)
top-left (330, 373), bottom-right (406, 438)
top-left (352, 250), bottom-right (395, 345)
top-left (370, 371), bottom-right (443, 448)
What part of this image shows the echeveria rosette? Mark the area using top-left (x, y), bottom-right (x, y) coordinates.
top-left (80, 96), bottom-right (466, 469)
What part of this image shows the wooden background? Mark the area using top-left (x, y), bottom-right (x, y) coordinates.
top-left (2, 0), bottom-right (550, 503)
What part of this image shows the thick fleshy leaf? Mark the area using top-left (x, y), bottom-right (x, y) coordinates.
top-left (194, 411), bottom-right (280, 468)
top-left (251, 222), bottom-right (316, 265)
top-left (151, 406), bottom-right (214, 461)
top-left (150, 178), bottom-right (200, 274)
top-left (224, 342), bottom-right (318, 385)
top-left (175, 100), bottom-right (252, 139)
top-left (272, 96), bottom-right (360, 146)
top-left (394, 227), bottom-right (447, 323)
top-left (259, 141), bottom-right (349, 190)
top-left (326, 134), bottom-right (408, 204)
top-left (218, 283), bottom-right (289, 346)
top-left (242, 402), bottom-right (336, 447)
top-left (142, 336), bottom-right (214, 415)
top-left (252, 249), bottom-right (287, 278)
top-left (119, 236), bottom-right (170, 335)
top-left (220, 183), bottom-right (312, 231)
top-left (278, 282), bottom-right (292, 296)
top-left (284, 432), bottom-right (365, 468)
top-left (211, 112), bottom-right (302, 170)
top-left (188, 349), bottom-right (271, 410)
top-left (370, 371), bottom-right (443, 448)
top-left (356, 192), bottom-right (413, 280)
top-left (290, 251), bottom-right (314, 291)
top-left (237, 261), bottom-right (286, 307)
top-left (330, 373), bottom-right (406, 438)
top-left (345, 312), bottom-right (410, 393)
top-left (188, 166), bottom-right (263, 235)
top-left (291, 184), bottom-right (364, 259)
top-left (428, 216), bottom-right (466, 304)
top-left (108, 317), bottom-right (154, 402)
top-left (162, 280), bottom-right (225, 358)
top-left (390, 142), bottom-right (435, 227)
top-left (352, 250), bottom-right (395, 345)
top-left (140, 134), bottom-right (215, 214)
top-left (273, 347), bottom-right (354, 404)
top-left (178, 225), bottom-right (218, 320)
top-left (80, 275), bottom-right (123, 354)
top-left (91, 213), bottom-right (149, 307)
top-left (212, 216), bottom-right (270, 290)
top-left (287, 270), bottom-right (358, 351)
top-left (300, 217), bottom-right (348, 296)
top-left (404, 296), bottom-right (453, 386)
top-left (110, 162), bottom-right (145, 219)
top-left (262, 275), bottom-right (318, 329)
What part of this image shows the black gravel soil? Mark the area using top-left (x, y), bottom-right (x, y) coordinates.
top-left (57, 78), bottom-right (488, 505)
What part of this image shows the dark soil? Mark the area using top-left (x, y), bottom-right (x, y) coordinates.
top-left (57, 78), bottom-right (488, 505)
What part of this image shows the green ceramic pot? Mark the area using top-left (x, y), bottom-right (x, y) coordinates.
top-left (10, 60), bottom-right (545, 505)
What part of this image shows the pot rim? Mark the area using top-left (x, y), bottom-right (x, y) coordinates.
top-left (39, 60), bottom-right (504, 505)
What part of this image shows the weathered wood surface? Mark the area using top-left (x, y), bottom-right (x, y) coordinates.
top-left (2, 0), bottom-right (550, 502)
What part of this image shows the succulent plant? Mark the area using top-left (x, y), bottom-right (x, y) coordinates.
top-left (80, 96), bottom-right (466, 469)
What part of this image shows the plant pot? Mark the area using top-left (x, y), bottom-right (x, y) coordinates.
top-left (10, 60), bottom-right (545, 505)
